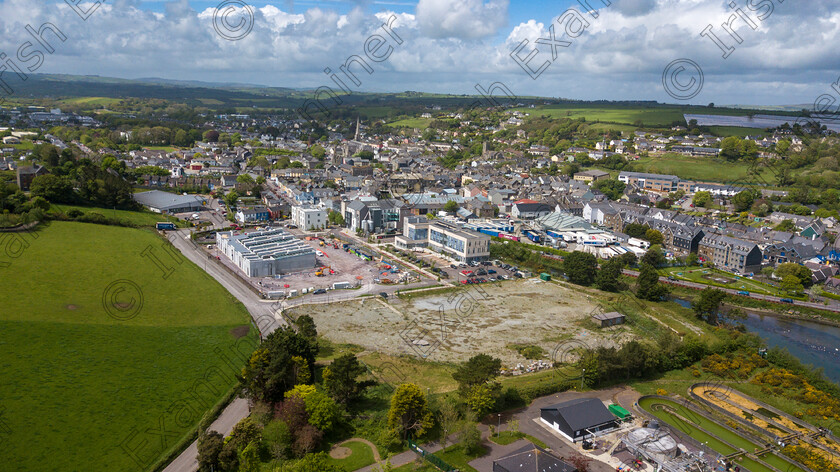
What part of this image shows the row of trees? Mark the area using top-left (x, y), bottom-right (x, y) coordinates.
top-left (562, 248), bottom-right (669, 301)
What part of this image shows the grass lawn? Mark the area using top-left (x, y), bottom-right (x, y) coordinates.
top-left (0, 221), bottom-right (255, 472)
top-left (707, 126), bottom-right (768, 137)
top-left (489, 431), bottom-right (547, 448)
top-left (389, 117), bottom-right (434, 129)
top-left (632, 153), bottom-right (775, 183)
top-left (325, 440), bottom-right (376, 471)
top-left (659, 266), bottom-right (797, 298)
top-left (393, 444), bottom-right (483, 472)
top-left (48, 204), bottom-right (185, 228)
top-left (143, 145), bottom-right (180, 152)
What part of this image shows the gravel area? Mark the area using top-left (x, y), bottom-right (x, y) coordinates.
top-left (288, 278), bottom-right (630, 366)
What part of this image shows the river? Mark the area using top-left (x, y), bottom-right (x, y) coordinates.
top-left (672, 299), bottom-right (840, 385)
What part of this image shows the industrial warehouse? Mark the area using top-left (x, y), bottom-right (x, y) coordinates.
top-left (215, 228), bottom-right (316, 277)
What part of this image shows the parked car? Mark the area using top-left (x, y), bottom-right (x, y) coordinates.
top-left (379, 292), bottom-right (388, 299)
top-left (779, 298), bottom-right (794, 304)
top-left (737, 291), bottom-right (750, 296)
top-left (488, 269), bottom-right (496, 274)
top-left (313, 289), bottom-right (327, 295)
top-left (450, 264), bottom-right (458, 269)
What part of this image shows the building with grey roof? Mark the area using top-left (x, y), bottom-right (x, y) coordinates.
top-left (540, 397), bottom-right (619, 442)
top-left (216, 228), bottom-right (316, 277)
top-left (493, 443), bottom-right (577, 472)
top-left (132, 190), bottom-right (204, 214)
top-left (698, 233), bottom-right (762, 274)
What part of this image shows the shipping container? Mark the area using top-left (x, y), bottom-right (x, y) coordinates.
top-left (540, 273), bottom-right (551, 281)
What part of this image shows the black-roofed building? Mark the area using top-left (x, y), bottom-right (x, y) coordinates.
top-left (540, 398), bottom-right (619, 442)
top-left (493, 443), bottom-right (577, 472)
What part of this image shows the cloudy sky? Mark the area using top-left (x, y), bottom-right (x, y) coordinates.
top-left (1, 0), bottom-right (838, 105)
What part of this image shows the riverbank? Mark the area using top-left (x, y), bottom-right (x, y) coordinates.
top-left (667, 283), bottom-right (840, 328)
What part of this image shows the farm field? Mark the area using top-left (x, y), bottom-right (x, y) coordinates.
top-left (0, 221), bottom-right (255, 472)
top-left (515, 105), bottom-right (757, 127)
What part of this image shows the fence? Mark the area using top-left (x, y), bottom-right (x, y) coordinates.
top-left (407, 439), bottom-right (458, 472)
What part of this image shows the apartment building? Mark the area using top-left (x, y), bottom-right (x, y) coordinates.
top-left (698, 234), bottom-right (762, 274)
top-left (291, 204), bottom-right (327, 230)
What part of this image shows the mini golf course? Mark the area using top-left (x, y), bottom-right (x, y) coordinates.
top-left (638, 396), bottom-right (809, 472)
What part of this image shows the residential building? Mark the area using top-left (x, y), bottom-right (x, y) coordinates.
top-left (573, 169), bottom-right (610, 184)
top-left (291, 205), bottom-right (327, 230)
top-left (698, 234), bottom-right (762, 274)
top-left (235, 206), bottom-right (271, 224)
top-left (16, 164), bottom-right (49, 191)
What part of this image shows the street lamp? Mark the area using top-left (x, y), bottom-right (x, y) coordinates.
top-left (497, 414), bottom-right (501, 437)
top-left (581, 368), bottom-right (586, 389)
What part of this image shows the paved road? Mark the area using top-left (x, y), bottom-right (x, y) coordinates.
top-left (623, 269), bottom-right (840, 313)
top-left (160, 231), bottom-right (283, 472)
top-left (162, 398), bottom-right (250, 472)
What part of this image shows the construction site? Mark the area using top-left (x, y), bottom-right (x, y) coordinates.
top-left (248, 234), bottom-right (428, 299)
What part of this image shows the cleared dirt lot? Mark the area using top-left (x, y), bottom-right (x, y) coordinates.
top-left (287, 279), bottom-right (630, 366)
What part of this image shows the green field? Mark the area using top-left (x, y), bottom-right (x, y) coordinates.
top-left (630, 153), bottom-right (775, 183)
top-left (707, 126), bottom-right (768, 137)
top-left (48, 204), bottom-right (184, 228)
top-left (388, 117), bottom-right (434, 129)
top-left (515, 104), bottom-right (770, 128)
top-left (0, 221), bottom-right (255, 472)
top-left (57, 97), bottom-right (122, 107)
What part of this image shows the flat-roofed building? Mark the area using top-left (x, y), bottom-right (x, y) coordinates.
top-left (618, 171), bottom-right (682, 193)
top-left (395, 217), bottom-right (490, 263)
top-left (133, 189), bottom-right (204, 214)
top-left (573, 169), bottom-right (610, 184)
top-left (291, 204), bottom-right (327, 230)
top-left (216, 228), bottom-right (316, 277)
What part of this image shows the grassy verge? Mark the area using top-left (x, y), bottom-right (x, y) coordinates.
top-left (489, 431), bottom-right (547, 448)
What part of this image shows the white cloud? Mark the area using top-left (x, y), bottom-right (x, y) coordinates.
top-left (0, 0), bottom-right (835, 104)
top-left (415, 0), bottom-right (508, 39)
